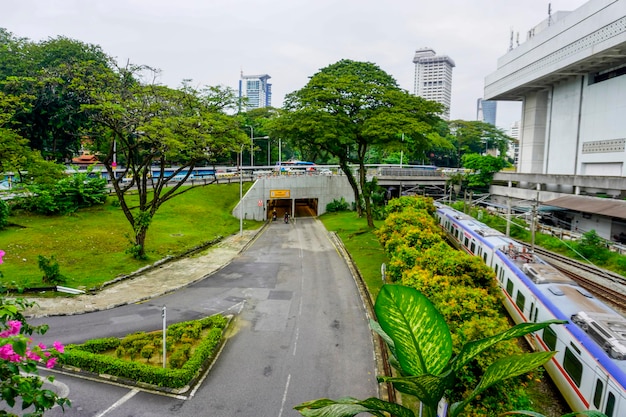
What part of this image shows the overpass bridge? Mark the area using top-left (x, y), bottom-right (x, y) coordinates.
top-left (232, 168), bottom-right (448, 221)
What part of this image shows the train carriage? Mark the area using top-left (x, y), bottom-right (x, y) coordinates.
top-left (435, 203), bottom-right (626, 416)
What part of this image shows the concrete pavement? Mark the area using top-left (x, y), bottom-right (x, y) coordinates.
top-left (24, 229), bottom-right (260, 318)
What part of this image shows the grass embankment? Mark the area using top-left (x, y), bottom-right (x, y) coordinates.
top-left (318, 212), bottom-right (387, 300)
top-left (0, 183), bottom-right (259, 289)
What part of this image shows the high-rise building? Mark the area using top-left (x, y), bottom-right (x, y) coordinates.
top-left (413, 47), bottom-right (455, 120)
top-left (476, 98), bottom-right (497, 126)
top-left (239, 72), bottom-right (272, 110)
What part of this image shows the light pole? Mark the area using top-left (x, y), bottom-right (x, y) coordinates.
top-left (245, 125), bottom-right (254, 166)
top-left (239, 145), bottom-right (243, 236)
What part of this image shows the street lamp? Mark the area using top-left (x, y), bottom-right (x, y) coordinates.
top-left (245, 125), bottom-right (254, 166)
top-left (239, 145), bottom-right (244, 236)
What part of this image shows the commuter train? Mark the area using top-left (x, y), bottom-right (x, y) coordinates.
top-left (435, 203), bottom-right (626, 416)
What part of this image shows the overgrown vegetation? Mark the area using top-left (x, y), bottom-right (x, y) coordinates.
top-left (15, 170), bottom-right (107, 215)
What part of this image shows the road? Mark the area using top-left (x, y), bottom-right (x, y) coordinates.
top-left (27, 218), bottom-right (378, 417)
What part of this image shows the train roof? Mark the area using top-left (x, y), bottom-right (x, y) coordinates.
top-left (435, 204), bottom-right (626, 383)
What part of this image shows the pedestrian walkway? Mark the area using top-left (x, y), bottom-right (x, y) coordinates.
top-left (24, 230), bottom-right (259, 318)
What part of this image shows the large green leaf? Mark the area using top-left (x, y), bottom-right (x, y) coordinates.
top-left (449, 351), bottom-right (556, 417)
top-left (377, 372), bottom-right (453, 409)
top-left (447, 320), bottom-right (565, 373)
top-left (294, 396), bottom-right (415, 417)
top-left (374, 285), bottom-right (452, 376)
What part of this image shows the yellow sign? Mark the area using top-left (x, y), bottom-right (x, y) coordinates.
top-left (270, 189), bottom-right (290, 198)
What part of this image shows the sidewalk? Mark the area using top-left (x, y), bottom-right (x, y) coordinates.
top-left (24, 230), bottom-right (259, 318)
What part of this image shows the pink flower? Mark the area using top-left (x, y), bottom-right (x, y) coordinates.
top-left (0, 250), bottom-right (4, 264)
top-left (53, 341), bottom-right (64, 353)
top-left (45, 357), bottom-right (57, 369)
top-left (0, 321), bottom-right (22, 338)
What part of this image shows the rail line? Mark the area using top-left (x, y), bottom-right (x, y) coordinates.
top-left (520, 244), bottom-right (626, 312)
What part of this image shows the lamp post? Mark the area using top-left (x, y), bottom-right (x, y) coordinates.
top-left (245, 125), bottom-right (254, 166)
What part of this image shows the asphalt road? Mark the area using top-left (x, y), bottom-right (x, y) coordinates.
top-left (26, 218), bottom-right (378, 417)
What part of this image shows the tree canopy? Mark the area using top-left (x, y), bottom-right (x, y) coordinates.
top-left (270, 59), bottom-right (444, 226)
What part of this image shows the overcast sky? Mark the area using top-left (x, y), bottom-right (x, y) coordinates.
top-left (3, 0), bottom-right (589, 131)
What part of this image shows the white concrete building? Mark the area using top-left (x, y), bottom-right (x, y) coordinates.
top-left (485, 0), bottom-right (626, 177)
top-left (413, 48), bottom-right (455, 120)
top-left (484, 0), bottom-right (626, 242)
top-left (239, 72), bottom-right (272, 110)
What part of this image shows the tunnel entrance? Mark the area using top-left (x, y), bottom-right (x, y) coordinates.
top-left (267, 198), bottom-right (318, 219)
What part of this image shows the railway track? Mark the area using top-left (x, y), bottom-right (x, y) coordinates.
top-left (520, 244), bottom-right (626, 312)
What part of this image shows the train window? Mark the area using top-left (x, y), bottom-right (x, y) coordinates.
top-left (470, 242), bottom-right (476, 253)
top-left (464, 237), bottom-right (469, 247)
top-left (605, 392), bottom-right (615, 417)
top-left (593, 379), bottom-right (604, 409)
top-left (495, 264), bottom-right (499, 276)
top-left (483, 253), bottom-right (487, 263)
top-left (506, 279), bottom-right (514, 296)
top-left (563, 347), bottom-right (583, 387)
top-left (516, 291), bottom-right (526, 312)
top-left (543, 326), bottom-right (557, 350)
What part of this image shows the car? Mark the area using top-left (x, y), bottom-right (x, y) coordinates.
top-left (319, 169), bottom-right (333, 176)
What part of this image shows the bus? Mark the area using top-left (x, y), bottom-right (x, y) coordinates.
top-left (275, 160), bottom-right (316, 172)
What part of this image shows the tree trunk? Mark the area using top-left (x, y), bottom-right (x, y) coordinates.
top-left (358, 161), bottom-right (374, 228)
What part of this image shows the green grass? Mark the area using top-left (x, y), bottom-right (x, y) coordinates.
top-left (0, 183), bottom-right (260, 289)
top-left (318, 211), bottom-right (387, 300)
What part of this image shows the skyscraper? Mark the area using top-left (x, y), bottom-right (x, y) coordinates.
top-left (413, 47), bottom-right (455, 120)
top-left (239, 72), bottom-right (272, 110)
top-left (476, 98), bottom-right (497, 126)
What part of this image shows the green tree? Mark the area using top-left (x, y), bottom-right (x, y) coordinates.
top-left (461, 153), bottom-right (508, 192)
top-left (448, 120), bottom-right (512, 163)
top-left (0, 30), bottom-right (114, 161)
top-left (270, 59), bottom-right (443, 227)
top-left (82, 67), bottom-right (248, 258)
top-left (295, 285), bottom-right (564, 417)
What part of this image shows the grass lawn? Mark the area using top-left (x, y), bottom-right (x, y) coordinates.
top-left (0, 183), bottom-right (261, 289)
top-left (318, 212), bottom-right (387, 301)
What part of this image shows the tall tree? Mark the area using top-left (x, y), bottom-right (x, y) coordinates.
top-left (270, 59), bottom-right (443, 227)
top-left (0, 29), bottom-right (114, 161)
top-left (82, 67), bottom-right (248, 258)
top-left (447, 120), bottom-right (512, 163)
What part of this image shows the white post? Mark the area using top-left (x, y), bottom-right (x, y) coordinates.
top-left (400, 133), bottom-right (404, 168)
top-left (161, 306), bottom-right (166, 368)
top-left (250, 126), bottom-right (254, 167)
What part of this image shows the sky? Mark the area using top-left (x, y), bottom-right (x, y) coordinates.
top-left (3, 0), bottom-right (589, 132)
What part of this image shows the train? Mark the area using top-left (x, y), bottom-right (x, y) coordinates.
top-left (434, 203), bottom-right (626, 417)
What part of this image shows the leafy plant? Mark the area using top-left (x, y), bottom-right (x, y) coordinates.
top-left (326, 197), bottom-right (350, 213)
top-left (295, 285), bottom-right (565, 417)
top-left (37, 254), bottom-right (67, 285)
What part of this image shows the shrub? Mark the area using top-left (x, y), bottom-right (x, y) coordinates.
top-left (0, 199), bottom-right (9, 230)
top-left (326, 197), bottom-right (350, 212)
top-left (37, 255), bottom-right (67, 285)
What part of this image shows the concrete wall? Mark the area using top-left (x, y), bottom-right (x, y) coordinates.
top-left (232, 174), bottom-right (355, 221)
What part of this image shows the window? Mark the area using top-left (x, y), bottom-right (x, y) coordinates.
top-left (470, 242), bottom-right (476, 254)
top-left (593, 379), bottom-right (604, 409)
top-left (506, 279), bottom-right (514, 296)
top-left (606, 392), bottom-right (615, 417)
top-left (464, 237), bottom-right (469, 247)
top-left (516, 291), bottom-right (526, 312)
top-left (543, 326), bottom-right (557, 350)
top-left (563, 347), bottom-right (583, 387)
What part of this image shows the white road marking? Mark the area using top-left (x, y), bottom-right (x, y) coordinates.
top-left (94, 389), bottom-right (139, 417)
top-left (277, 373), bottom-right (291, 417)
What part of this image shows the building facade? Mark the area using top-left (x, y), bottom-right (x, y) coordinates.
top-left (484, 0), bottom-right (626, 243)
top-left (413, 48), bottom-right (455, 120)
top-left (484, 0), bottom-right (626, 177)
top-left (239, 73), bottom-right (272, 110)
